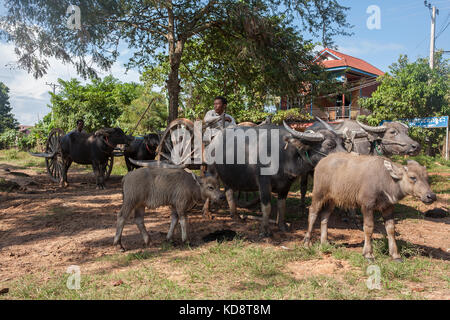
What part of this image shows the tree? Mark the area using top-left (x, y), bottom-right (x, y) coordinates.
top-left (0, 82), bottom-right (18, 133)
top-left (142, 8), bottom-right (342, 122)
top-left (0, 0), bottom-right (351, 123)
top-left (49, 76), bottom-right (140, 132)
top-left (360, 53), bottom-right (449, 156)
top-left (117, 88), bottom-right (168, 135)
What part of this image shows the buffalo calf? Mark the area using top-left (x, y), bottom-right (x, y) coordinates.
top-left (113, 167), bottom-right (224, 251)
top-left (304, 153), bottom-right (436, 261)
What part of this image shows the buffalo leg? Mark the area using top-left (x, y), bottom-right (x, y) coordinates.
top-left (304, 201), bottom-right (321, 246)
top-left (179, 212), bottom-right (189, 243)
top-left (202, 198), bottom-right (212, 220)
top-left (113, 203), bottom-right (134, 251)
top-left (361, 206), bottom-right (375, 260)
top-left (134, 205), bottom-right (150, 246)
top-left (92, 161), bottom-right (105, 189)
top-left (320, 204), bottom-right (335, 244)
top-left (259, 179), bottom-right (272, 236)
top-left (299, 173), bottom-right (308, 214)
top-left (60, 157), bottom-right (72, 188)
top-left (167, 207), bottom-right (179, 241)
top-left (277, 191), bottom-right (289, 232)
top-left (382, 207), bottom-right (401, 261)
top-left (225, 188), bottom-right (239, 220)
top-left (124, 156), bottom-right (133, 172)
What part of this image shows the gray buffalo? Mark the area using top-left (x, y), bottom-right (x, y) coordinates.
top-left (113, 167), bottom-right (225, 251)
top-left (304, 153), bottom-right (436, 261)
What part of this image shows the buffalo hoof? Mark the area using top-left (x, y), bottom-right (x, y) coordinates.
top-left (202, 209), bottom-right (213, 220)
top-left (96, 185), bottom-right (105, 190)
top-left (393, 258), bottom-right (403, 263)
top-left (278, 222), bottom-right (288, 232)
top-left (115, 243), bottom-right (126, 252)
top-left (303, 238), bottom-right (311, 247)
top-left (232, 214), bottom-right (243, 222)
top-left (259, 228), bottom-right (272, 238)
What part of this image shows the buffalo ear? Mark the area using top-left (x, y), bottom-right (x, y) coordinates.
top-left (406, 160), bottom-right (419, 166)
top-left (384, 160), bottom-right (403, 180)
top-left (94, 129), bottom-right (108, 137)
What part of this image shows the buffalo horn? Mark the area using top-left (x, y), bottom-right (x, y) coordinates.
top-left (356, 120), bottom-right (387, 133)
top-left (129, 158), bottom-right (187, 169)
top-left (315, 116), bottom-right (337, 134)
top-left (283, 121), bottom-right (324, 141)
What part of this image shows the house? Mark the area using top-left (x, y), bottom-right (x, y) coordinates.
top-left (280, 48), bottom-right (384, 120)
top-left (18, 125), bottom-right (33, 135)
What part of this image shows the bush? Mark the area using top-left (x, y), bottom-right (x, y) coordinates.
top-left (0, 129), bottom-right (17, 149)
top-left (271, 108), bottom-right (313, 124)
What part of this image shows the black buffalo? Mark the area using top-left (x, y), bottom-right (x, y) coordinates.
top-left (208, 122), bottom-right (345, 235)
top-left (60, 127), bottom-right (133, 189)
top-left (124, 134), bottom-right (160, 171)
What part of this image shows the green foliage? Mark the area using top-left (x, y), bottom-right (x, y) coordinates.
top-left (0, 128), bottom-right (17, 149)
top-left (359, 53), bottom-right (449, 156)
top-left (117, 88), bottom-right (168, 135)
top-left (272, 109), bottom-right (313, 124)
top-left (49, 76), bottom-right (140, 133)
top-left (0, 82), bottom-right (18, 133)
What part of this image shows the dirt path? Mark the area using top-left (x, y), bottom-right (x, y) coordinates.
top-left (0, 164), bottom-right (449, 292)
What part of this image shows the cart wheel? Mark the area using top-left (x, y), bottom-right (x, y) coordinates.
top-left (104, 155), bottom-right (114, 181)
top-left (45, 128), bottom-right (65, 183)
top-left (156, 118), bottom-right (196, 165)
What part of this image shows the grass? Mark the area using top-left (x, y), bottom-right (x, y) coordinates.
top-left (2, 237), bottom-right (448, 300)
top-left (0, 148), bottom-right (129, 176)
top-left (392, 154), bottom-right (450, 174)
top-left (0, 149), bottom-right (45, 168)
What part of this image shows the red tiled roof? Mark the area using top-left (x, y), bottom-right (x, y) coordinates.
top-left (315, 48), bottom-right (384, 77)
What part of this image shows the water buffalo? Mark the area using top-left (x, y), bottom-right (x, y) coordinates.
top-left (299, 118), bottom-right (421, 211)
top-left (309, 119), bottom-right (420, 156)
top-left (208, 122), bottom-right (345, 235)
top-left (124, 134), bottom-right (160, 171)
top-left (113, 167), bottom-right (225, 251)
top-left (60, 127), bottom-right (132, 189)
top-left (304, 153), bottom-right (436, 261)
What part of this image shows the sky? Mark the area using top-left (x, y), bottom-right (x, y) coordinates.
top-left (0, 0), bottom-right (449, 125)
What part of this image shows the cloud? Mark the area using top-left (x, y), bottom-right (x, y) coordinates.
top-left (0, 42), bottom-right (141, 125)
top-left (338, 40), bottom-right (405, 56)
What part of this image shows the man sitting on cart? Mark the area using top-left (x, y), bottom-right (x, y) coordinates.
top-left (70, 119), bottom-right (87, 134)
top-left (203, 96), bottom-right (236, 142)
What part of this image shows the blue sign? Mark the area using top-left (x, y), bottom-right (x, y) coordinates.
top-left (382, 116), bottom-right (448, 128)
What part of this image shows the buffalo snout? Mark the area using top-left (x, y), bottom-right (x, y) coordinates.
top-left (421, 192), bottom-right (436, 204)
top-left (407, 142), bottom-right (421, 155)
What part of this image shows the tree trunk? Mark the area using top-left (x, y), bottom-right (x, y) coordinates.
top-left (167, 60), bottom-right (181, 124)
top-left (166, 3), bottom-right (184, 124)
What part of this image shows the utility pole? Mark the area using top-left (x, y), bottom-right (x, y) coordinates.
top-left (45, 82), bottom-right (61, 121)
top-left (45, 82), bottom-right (60, 95)
top-left (424, 1), bottom-right (439, 69)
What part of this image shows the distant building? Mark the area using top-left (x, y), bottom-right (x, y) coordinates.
top-left (18, 125), bottom-right (33, 135)
top-left (280, 48), bottom-right (384, 120)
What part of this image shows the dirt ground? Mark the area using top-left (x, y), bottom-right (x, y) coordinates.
top-left (0, 162), bottom-right (449, 299)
